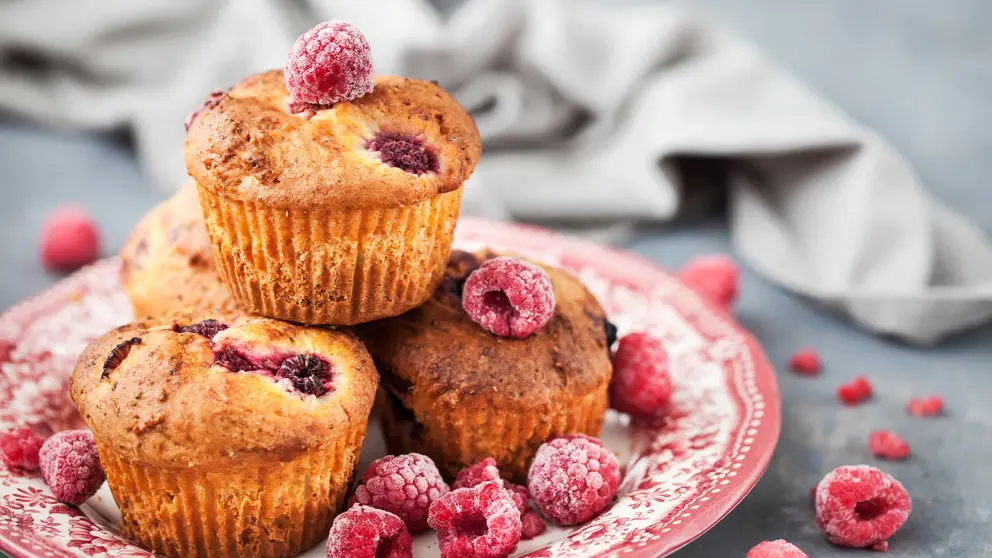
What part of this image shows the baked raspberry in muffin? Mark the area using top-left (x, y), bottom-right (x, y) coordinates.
top-left (357, 250), bottom-right (613, 481)
top-left (70, 315), bottom-right (377, 558)
top-left (183, 69), bottom-right (480, 325)
top-left (120, 182), bottom-right (238, 318)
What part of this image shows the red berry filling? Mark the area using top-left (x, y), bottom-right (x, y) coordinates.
top-left (39, 430), bottom-right (105, 506)
top-left (461, 257), bottom-right (556, 339)
top-left (747, 539), bottom-right (808, 558)
top-left (427, 481), bottom-right (522, 558)
top-left (326, 505), bottom-right (413, 558)
top-left (0, 427), bottom-right (45, 472)
top-left (868, 430), bottom-right (910, 460)
top-left (284, 20), bottom-right (373, 107)
top-left (609, 332), bottom-right (672, 418)
top-left (174, 319), bottom-right (229, 339)
top-left (352, 453), bottom-right (449, 533)
top-left (815, 465), bottom-right (911, 549)
top-left (367, 134), bottom-right (438, 175)
top-left (527, 434), bottom-right (620, 526)
top-left (837, 376), bottom-right (873, 406)
top-left (788, 348), bottom-right (821, 376)
top-left (906, 396), bottom-right (943, 417)
top-left (213, 348), bottom-right (334, 397)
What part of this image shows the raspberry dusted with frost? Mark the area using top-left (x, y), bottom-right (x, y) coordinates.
top-left (520, 510), bottom-right (547, 540)
top-left (746, 540), bottom-right (808, 558)
top-left (837, 376), bottom-right (873, 406)
top-left (907, 395), bottom-right (943, 417)
top-left (39, 430), bottom-right (105, 506)
top-left (453, 457), bottom-right (501, 490)
top-left (527, 434), bottom-right (620, 526)
top-left (0, 427), bottom-right (45, 471)
top-left (352, 453), bottom-right (448, 533)
top-left (462, 257), bottom-right (556, 338)
top-left (39, 206), bottom-right (100, 272)
top-left (609, 332), bottom-right (672, 418)
top-left (869, 430), bottom-right (910, 461)
top-left (679, 254), bottom-right (739, 308)
top-left (788, 348), bottom-right (821, 376)
top-left (815, 465), bottom-right (912, 549)
top-left (428, 481), bottom-right (522, 558)
top-left (326, 505), bottom-right (412, 558)
top-left (284, 20), bottom-right (373, 107)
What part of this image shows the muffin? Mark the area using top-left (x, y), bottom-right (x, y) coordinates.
top-left (183, 71), bottom-right (481, 325)
top-left (120, 182), bottom-right (239, 318)
top-left (70, 314), bottom-right (378, 558)
top-left (357, 250), bottom-right (613, 481)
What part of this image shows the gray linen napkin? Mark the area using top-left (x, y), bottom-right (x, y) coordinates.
top-left (1, 0), bottom-right (990, 344)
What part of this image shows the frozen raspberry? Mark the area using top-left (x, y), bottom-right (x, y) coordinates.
top-left (277, 354), bottom-right (333, 396)
top-left (868, 431), bottom-right (910, 461)
top-left (609, 333), bottom-right (672, 418)
top-left (520, 510), bottom-right (547, 540)
top-left (788, 348), bottom-right (821, 376)
top-left (453, 458), bottom-right (501, 490)
top-left (367, 134), bottom-right (438, 175)
top-left (184, 89), bottom-right (225, 131)
top-left (326, 505), bottom-right (412, 558)
top-left (284, 20), bottom-right (373, 107)
top-left (837, 376), bottom-right (873, 406)
top-left (428, 481), bottom-right (522, 558)
top-left (679, 254), bottom-right (739, 308)
top-left (503, 482), bottom-right (529, 514)
top-left (353, 453), bottom-right (449, 533)
top-left (527, 434), bottom-right (620, 526)
top-left (906, 396), bottom-right (943, 417)
top-left (0, 427), bottom-right (45, 471)
top-left (746, 539), bottom-right (808, 558)
top-left (815, 465), bottom-right (911, 549)
top-left (39, 430), bottom-right (105, 506)
top-left (174, 319), bottom-right (228, 339)
top-left (871, 541), bottom-right (890, 552)
top-left (39, 206), bottom-right (100, 272)
top-left (462, 257), bottom-right (556, 339)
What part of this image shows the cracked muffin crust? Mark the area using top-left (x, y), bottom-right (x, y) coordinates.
top-left (357, 250), bottom-right (613, 482)
top-left (70, 314), bottom-right (377, 558)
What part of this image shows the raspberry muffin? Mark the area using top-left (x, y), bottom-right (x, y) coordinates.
top-left (184, 70), bottom-right (480, 325)
top-left (121, 182), bottom-right (238, 318)
top-left (70, 315), bottom-right (377, 558)
top-left (357, 250), bottom-right (613, 481)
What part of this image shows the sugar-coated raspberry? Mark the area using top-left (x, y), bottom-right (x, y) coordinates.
top-left (462, 257), bottom-right (556, 339)
top-left (837, 376), bottom-right (873, 406)
top-left (679, 254), bottom-right (739, 308)
top-left (39, 430), bottom-right (105, 506)
top-left (609, 332), bottom-right (672, 418)
top-left (39, 206), bottom-right (100, 272)
top-left (367, 134), bottom-right (438, 175)
top-left (428, 481), bottom-right (522, 558)
top-left (815, 465), bottom-right (911, 549)
top-left (284, 20), bottom-right (373, 107)
top-left (868, 431), bottom-right (910, 461)
top-left (503, 482), bottom-right (529, 514)
top-left (520, 510), bottom-right (547, 540)
top-left (277, 354), bottom-right (333, 396)
top-left (353, 453), bottom-right (449, 533)
top-left (746, 539), bottom-right (808, 558)
top-left (184, 89), bottom-right (225, 131)
top-left (452, 458), bottom-right (529, 513)
top-left (788, 348), bottom-right (822, 376)
top-left (871, 541), bottom-right (890, 552)
top-left (174, 319), bottom-right (228, 339)
top-left (326, 505), bottom-right (412, 558)
top-left (0, 428), bottom-right (45, 471)
top-left (527, 434), bottom-right (620, 526)
top-left (906, 396), bottom-right (943, 417)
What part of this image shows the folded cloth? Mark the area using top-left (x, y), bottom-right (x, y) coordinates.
top-left (1, 0), bottom-right (990, 344)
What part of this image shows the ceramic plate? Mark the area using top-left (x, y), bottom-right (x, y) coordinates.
top-left (0, 217), bottom-right (780, 558)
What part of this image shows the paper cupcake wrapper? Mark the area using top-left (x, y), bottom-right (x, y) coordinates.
top-left (98, 423), bottom-right (366, 558)
top-left (376, 385), bottom-right (609, 482)
top-left (197, 185), bottom-right (462, 325)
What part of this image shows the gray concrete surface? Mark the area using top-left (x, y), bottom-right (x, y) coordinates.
top-left (2, 0), bottom-right (992, 556)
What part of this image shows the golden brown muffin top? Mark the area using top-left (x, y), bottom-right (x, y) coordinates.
top-left (71, 315), bottom-right (377, 470)
top-left (357, 250), bottom-right (613, 415)
top-left (120, 182), bottom-right (240, 318)
top-left (183, 71), bottom-right (481, 209)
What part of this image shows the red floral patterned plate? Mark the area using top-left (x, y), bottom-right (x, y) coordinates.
top-left (0, 217), bottom-right (779, 558)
